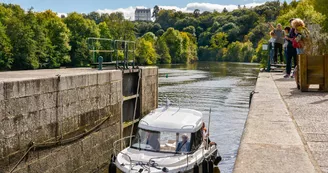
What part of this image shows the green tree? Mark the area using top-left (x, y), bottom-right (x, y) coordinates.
top-left (151, 23), bottom-right (162, 33)
top-left (198, 31), bottom-right (212, 46)
top-left (142, 32), bottom-right (157, 43)
top-left (102, 12), bottom-right (135, 40)
top-left (86, 11), bottom-right (101, 24)
top-left (153, 5), bottom-right (160, 19)
top-left (36, 10), bottom-right (71, 68)
top-left (156, 10), bottom-right (178, 30)
top-left (308, 0), bottom-right (328, 31)
top-left (156, 37), bottom-right (171, 64)
top-left (99, 22), bottom-right (112, 39)
top-left (135, 22), bottom-right (153, 37)
top-left (136, 38), bottom-right (157, 65)
top-left (277, 0), bottom-right (324, 27)
top-left (0, 22), bottom-right (13, 70)
top-left (247, 22), bottom-right (268, 48)
top-left (174, 17), bottom-right (199, 31)
top-left (183, 26), bottom-right (196, 35)
top-left (98, 21), bottom-right (113, 61)
top-left (156, 29), bottom-right (165, 36)
top-left (252, 38), bottom-right (269, 67)
top-left (239, 41), bottom-right (254, 62)
top-left (180, 32), bottom-right (198, 63)
top-left (223, 41), bottom-right (242, 62)
top-left (64, 12), bottom-right (100, 66)
top-left (3, 6), bottom-right (39, 69)
top-left (160, 28), bottom-right (183, 63)
top-left (194, 9), bottom-right (200, 18)
top-left (210, 32), bottom-right (228, 49)
top-left (219, 22), bottom-right (240, 42)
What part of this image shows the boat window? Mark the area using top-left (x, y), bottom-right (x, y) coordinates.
top-left (132, 129), bottom-right (195, 153)
top-left (176, 133), bottom-right (191, 153)
top-left (190, 129), bottom-right (203, 152)
top-left (159, 132), bottom-right (178, 152)
top-left (132, 129), bottom-right (161, 152)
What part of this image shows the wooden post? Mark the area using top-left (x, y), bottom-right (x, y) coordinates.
top-left (299, 54), bottom-right (308, 91)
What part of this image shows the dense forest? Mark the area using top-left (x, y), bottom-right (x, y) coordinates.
top-left (0, 0), bottom-right (327, 70)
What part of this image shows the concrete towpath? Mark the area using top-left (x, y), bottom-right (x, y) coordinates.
top-left (272, 73), bottom-right (328, 173)
top-left (233, 72), bottom-right (320, 173)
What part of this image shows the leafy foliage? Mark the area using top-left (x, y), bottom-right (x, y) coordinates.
top-left (136, 38), bottom-right (157, 65)
top-left (64, 12), bottom-right (100, 66)
top-left (3, 0), bottom-right (328, 70)
top-left (210, 32), bottom-right (228, 49)
top-left (0, 22), bottom-right (13, 70)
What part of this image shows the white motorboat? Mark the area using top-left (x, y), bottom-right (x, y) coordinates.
top-left (109, 104), bottom-right (221, 173)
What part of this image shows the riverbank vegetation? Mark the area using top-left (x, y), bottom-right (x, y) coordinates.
top-left (0, 1), bottom-right (327, 70)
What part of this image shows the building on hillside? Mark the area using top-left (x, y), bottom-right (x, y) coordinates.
top-left (135, 8), bottom-right (152, 21)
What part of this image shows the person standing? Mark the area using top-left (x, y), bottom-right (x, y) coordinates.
top-left (283, 27), bottom-right (290, 63)
top-left (269, 23), bottom-right (285, 64)
top-left (176, 134), bottom-right (190, 153)
top-left (285, 19), bottom-right (298, 78)
top-left (266, 31), bottom-right (276, 72)
top-left (284, 27), bottom-right (292, 78)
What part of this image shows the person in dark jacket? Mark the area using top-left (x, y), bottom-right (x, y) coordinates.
top-left (285, 18), bottom-right (298, 78)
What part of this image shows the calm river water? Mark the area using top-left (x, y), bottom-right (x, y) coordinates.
top-left (157, 62), bottom-right (259, 173)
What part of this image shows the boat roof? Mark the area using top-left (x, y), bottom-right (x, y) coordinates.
top-left (138, 107), bottom-right (203, 133)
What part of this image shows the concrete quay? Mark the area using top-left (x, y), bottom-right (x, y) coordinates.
top-left (234, 72), bottom-right (324, 173)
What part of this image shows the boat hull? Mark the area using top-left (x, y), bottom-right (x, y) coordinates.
top-left (114, 145), bottom-right (220, 173)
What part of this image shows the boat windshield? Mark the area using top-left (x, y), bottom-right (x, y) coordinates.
top-left (131, 129), bottom-right (191, 153)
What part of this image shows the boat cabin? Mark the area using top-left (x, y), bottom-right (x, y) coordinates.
top-left (131, 107), bottom-right (204, 154)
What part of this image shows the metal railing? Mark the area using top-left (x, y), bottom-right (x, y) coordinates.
top-left (87, 37), bottom-right (136, 69)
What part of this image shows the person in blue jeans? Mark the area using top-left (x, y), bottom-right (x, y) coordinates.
top-left (267, 31), bottom-right (275, 71)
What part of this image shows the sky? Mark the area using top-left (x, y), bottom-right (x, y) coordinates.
top-left (1, 0), bottom-right (293, 19)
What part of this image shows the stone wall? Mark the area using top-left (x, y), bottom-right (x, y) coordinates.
top-left (0, 67), bottom-right (158, 173)
top-left (140, 67), bottom-right (158, 117)
top-left (1, 70), bottom-right (123, 173)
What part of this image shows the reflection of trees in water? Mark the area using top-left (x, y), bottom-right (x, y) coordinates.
top-left (158, 62), bottom-right (259, 78)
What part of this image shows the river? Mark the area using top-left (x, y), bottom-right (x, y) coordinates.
top-left (157, 62), bottom-right (259, 173)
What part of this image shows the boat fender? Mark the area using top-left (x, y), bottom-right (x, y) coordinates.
top-left (208, 160), bottom-right (214, 173)
top-left (108, 155), bottom-right (117, 173)
top-left (213, 166), bottom-right (221, 173)
top-left (214, 155), bottom-right (222, 165)
top-left (193, 164), bottom-right (199, 173)
top-left (108, 162), bottom-right (116, 173)
top-left (162, 167), bottom-right (169, 172)
top-left (202, 160), bottom-right (208, 173)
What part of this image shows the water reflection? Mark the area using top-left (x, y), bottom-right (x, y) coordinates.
top-left (158, 62), bottom-right (259, 173)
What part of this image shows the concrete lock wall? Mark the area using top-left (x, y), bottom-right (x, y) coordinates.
top-left (0, 67), bottom-right (158, 173)
top-left (140, 67), bottom-right (158, 116)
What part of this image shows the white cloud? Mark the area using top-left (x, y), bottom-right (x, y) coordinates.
top-left (184, 2), bottom-right (264, 12)
top-left (57, 2), bottom-right (264, 20)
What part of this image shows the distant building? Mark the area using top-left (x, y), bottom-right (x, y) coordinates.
top-left (135, 8), bottom-right (151, 21)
